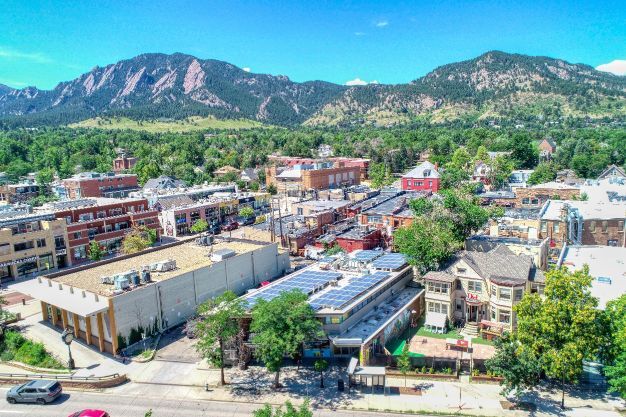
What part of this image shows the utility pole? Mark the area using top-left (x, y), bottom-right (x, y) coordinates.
top-left (269, 199), bottom-right (275, 243)
top-left (276, 196), bottom-right (285, 248)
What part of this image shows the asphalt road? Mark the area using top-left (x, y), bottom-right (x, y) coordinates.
top-left (0, 388), bottom-right (437, 417)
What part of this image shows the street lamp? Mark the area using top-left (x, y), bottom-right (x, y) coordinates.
top-left (61, 327), bottom-right (75, 370)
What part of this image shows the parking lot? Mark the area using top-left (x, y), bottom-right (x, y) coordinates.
top-left (154, 325), bottom-right (202, 363)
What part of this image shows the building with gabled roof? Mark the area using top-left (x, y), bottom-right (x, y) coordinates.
top-left (598, 164), bottom-right (626, 180)
top-left (401, 161), bottom-right (440, 192)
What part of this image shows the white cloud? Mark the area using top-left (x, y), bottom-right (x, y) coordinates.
top-left (346, 78), bottom-right (380, 86)
top-left (375, 20), bottom-right (389, 28)
top-left (242, 67), bottom-right (251, 72)
top-left (354, 32), bottom-right (365, 36)
top-left (0, 47), bottom-right (51, 64)
top-left (596, 60), bottom-right (626, 76)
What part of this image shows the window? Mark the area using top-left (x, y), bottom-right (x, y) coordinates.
top-left (522, 198), bottom-right (530, 205)
top-left (619, 221), bottom-right (624, 232)
top-left (499, 288), bottom-right (511, 301)
top-left (514, 288), bottom-right (524, 301)
top-left (427, 302), bottom-right (448, 315)
top-left (491, 309), bottom-right (497, 321)
top-left (491, 285), bottom-right (496, 297)
top-left (531, 198), bottom-right (539, 205)
top-left (97, 211), bottom-right (106, 219)
top-left (608, 240), bottom-right (618, 247)
top-left (54, 236), bottom-right (65, 249)
top-left (78, 213), bottom-right (93, 221)
top-left (602, 221), bottom-right (608, 233)
top-left (36, 238), bottom-right (46, 248)
top-left (14, 241), bottom-right (35, 252)
top-left (499, 310), bottom-right (511, 324)
top-left (553, 223), bottom-right (560, 233)
top-left (73, 231), bottom-right (82, 239)
top-left (74, 245), bottom-right (87, 260)
top-left (456, 300), bottom-right (462, 311)
top-left (456, 267), bottom-right (466, 274)
top-left (468, 281), bottom-right (482, 293)
top-left (590, 221), bottom-right (596, 232)
top-left (427, 281), bottom-right (449, 294)
top-left (541, 221), bottom-right (547, 233)
top-left (455, 280), bottom-right (462, 290)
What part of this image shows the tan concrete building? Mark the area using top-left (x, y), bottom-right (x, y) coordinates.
top-left (0, 211), bottom-right (70, 282)
top-left (13, 238), bottom-right (290, 354)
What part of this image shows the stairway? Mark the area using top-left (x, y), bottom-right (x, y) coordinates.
top-left (461, 322), bottom-right (479, 338)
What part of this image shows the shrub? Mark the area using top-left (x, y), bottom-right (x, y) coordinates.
top-left (429, 367), bottom-right (435, 374)
top-left (5, 330), bottom-right (26, 351)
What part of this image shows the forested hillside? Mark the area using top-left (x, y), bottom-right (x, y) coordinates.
top-left (1, 51), bottom-right (624, 128)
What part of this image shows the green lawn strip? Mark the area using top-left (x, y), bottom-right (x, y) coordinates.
top-left (0, 330), bottom-right (66, 369)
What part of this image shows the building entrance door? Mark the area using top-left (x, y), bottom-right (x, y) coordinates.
top-left (467, 304), bottom-right (479, 323)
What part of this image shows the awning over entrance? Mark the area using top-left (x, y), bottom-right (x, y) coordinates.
top-left (12, 278), bottom-right (109, 317)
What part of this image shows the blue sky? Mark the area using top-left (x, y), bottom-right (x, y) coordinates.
top-left (1, 0), bottom-right (625, 89)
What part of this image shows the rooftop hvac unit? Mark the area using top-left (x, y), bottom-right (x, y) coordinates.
top-left (114, 276), bottom-right (130, 290)
top-left (101, 276), bottom-right (114, 285)
top-left (141, 269), bottom-right (151, 283)
top-left (211, 248), bottom-right (236, 262)
top-left (150, 259), bottom-right (177, 272)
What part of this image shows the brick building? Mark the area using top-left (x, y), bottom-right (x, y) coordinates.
top-left (401, 161), bottom-right (440, 192)
top-left (38, 198), bottom-right (160, 264)
top-left (538, 138), bottom-right (556, 159)
top-left (539, 200), bottom-right (626, 248)
top-left (266, 162), bottom-right (361, 195)
top-left (0, 210), bottom-right (70, 282)
top-left (62, 172), bottom-right (140, 199)
top-left (514, 182), bottom-right (580, 208)
top-left (113, 154), bottom-right (137, 173)
top-left (0, 182), bottom-right (41, 204)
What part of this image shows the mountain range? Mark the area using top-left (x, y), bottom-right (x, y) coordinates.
top-left (1, 51), bottom-right (625, 127)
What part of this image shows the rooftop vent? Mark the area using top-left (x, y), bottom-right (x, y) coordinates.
top-left (211, 248), bottom-right (237, 262)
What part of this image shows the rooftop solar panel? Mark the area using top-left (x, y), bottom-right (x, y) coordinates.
top-left (309, 271), bottom-right (390, 310)
top-left (353, 250), bottom-right (383, 262)
top-left (372, 253), bottom-right (408, 270)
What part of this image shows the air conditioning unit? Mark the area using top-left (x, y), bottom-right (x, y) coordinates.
top-left (101, 276), bottom-right (114, 285)
top-left (150, 259), bottom-right (177, 272)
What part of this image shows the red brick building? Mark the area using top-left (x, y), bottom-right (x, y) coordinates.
top-left (39, 198), bottom-right (160, 264)
top-left (62, 172), bottom-right (140, 199)
top-left (335, 227), bottom-right (382, 252)
top-left (401, 161), bottom-right (440, 192)
top-left (113, 155), bottom-right (137, 173)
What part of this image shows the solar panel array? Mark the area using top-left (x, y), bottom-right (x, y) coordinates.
top-left (247, 270), bottom-right (342, 307)
top-left (309, 271), bottom-right (390, 310)
top-left (353, 250), bottom-right (383, 263)
top-left (372, 253), bottom-right (408, 270)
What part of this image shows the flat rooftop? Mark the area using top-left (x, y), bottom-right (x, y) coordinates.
top-left (295, 199), bottom-right (351, 211)
top-left (50, 239), bottom-right (266, 296)
top-left (245, 250), bottom-right (409, 314)
top-left (581, 179), bottom-right (626, 203)
top-left (560, 245), bottom-right (626, 309)
top-left (334, 286), bottom-right (422, 344)
top-left (541, 200), bottom-right (626, 221)
top-left (362, 192), bottom-right (419, 216)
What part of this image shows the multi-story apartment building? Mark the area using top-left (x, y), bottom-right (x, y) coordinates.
top-left (0, 182), bottom-right (41, 204)
top-left (62, 172), bottom-right (140, 199)
top-left (423, 248), bottom-right (544, 338)
top-left (266, 162), bottom-right (361, 195)
top-left (0, 209), bottom-right (70, 282)
top-left (38, 198), bottom-right (160, 264)
top-left (539, 200), bottom-right (626, 248)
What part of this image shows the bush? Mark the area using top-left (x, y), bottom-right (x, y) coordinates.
top-left (4, 330), bottom-right (26, 351)
top-left (0, 330), bottom-right (64, 369)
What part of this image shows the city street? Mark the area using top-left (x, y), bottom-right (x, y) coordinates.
top-left (0, 388), bottom-right (438, 417)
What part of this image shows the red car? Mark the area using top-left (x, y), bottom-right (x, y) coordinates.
top-left (69, 410), bottom-right (110, 417)
top-left (221, 220), bottom-right (239, 231)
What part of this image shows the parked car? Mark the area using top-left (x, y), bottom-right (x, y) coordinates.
top-left (237, 216), bottom-right (256, 226)
top-left (6, 380), bottom-right (62, 405)
top-left (221, 220), bottom-right (239, 231)
top-left (69, 410), bottom-right (110, 417)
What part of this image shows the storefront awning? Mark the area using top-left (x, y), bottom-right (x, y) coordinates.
top-left (12, 279), bottom-right (109, 317)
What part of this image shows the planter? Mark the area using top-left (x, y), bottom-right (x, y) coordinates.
top-left (398, 386), bottom-right (422, 395)
top-left (387, 370), bottom-right (458, 381)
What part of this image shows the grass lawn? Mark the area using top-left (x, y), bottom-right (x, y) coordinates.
top-left (69, 116), bottom-right (268, 132)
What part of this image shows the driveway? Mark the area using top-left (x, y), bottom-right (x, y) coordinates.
top-left (154, 325), bottom-right (202, 363)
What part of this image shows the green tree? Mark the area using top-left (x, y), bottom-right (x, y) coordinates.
top-left (195, 291), bottom-right (245, 386)
top-left (369, 162), bottom-right (394, 189)
top-left (514, 266), bottom-right (603, 409)
top-left (527, 162), bottom-right (557, 185)
top-left (449, 147), bottom-right (471, 171)
top-left (314, 359), bottom-right (329, 388)
top-left (397, 343), bottom-right (412, 387)
top-left (88, 241), bottom-right (105, 261)
top-left (439, 167), bottom-right (470, 190)
top-left (509, 134), bottom-right (539, 168)
top-left (0, 294), bottom-right (8, 323)
top-left (603, 295), bottom-right (626, 398)
top-left (253, 400), bottom-right (312, 417)
top-left (190, 219), bottom-right (209, 234)
top-left (121, 227), bottom-right (154, 254)
top-left (251, 290), bottom-right (323, 389)
top-left (489, 156), bottom-right (514, 189)
top-left (267, 184), bottom-right (277, 195)
top-left (485, 332), bottom-right (541, 400)
top-left (473, 145), bottom-right (490, 163)
top-left (239, 206), bottom-right (255, 218)
top-left (393, 217), bottom-right (461, 273)
top-left (324, 243), bottom-right (344, 256)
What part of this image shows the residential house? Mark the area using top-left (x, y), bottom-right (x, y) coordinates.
top-left (401, 161), bottom-right (440, 192)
